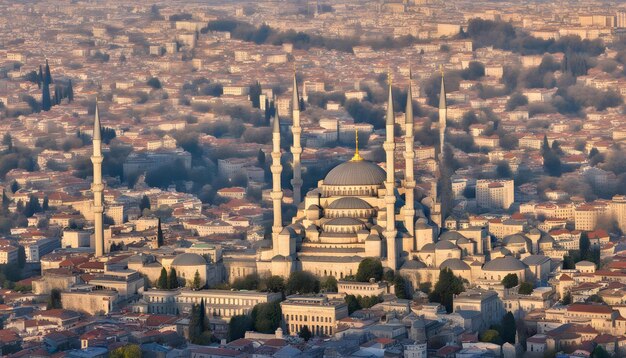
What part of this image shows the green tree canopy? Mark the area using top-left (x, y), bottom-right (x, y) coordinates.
top-left (263, 275), bottom-right (285, 293)
top-left (299, 325), bottom-right (312, 341)
top-left (518, 281), bottom-right (534, 295)
top-left (158, 267), bottom-right (168, 289)
top-left (228, 315), bottom-right (253, 342)
top-left (251, 301), bottom-right (282, 333)
top-left (355, 258), bottom-right (383, 282)
top-left (110, 344), bottom-right (142, 358)
top-left (480, 329), bottom-right (501, 344)
top-left (321, 276), bottom-right (338, 292)
top-left (502, 273), bottom-right (519, 289)
top-left (428, 268), bottom-right (465, 313)
top-left (286, 271), bottom-right (320, 294)
top-left (501, 311), bottom-right (516, 344)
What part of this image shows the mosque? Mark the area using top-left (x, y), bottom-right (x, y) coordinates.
top-left (88, 69), bottom-right (555, 290)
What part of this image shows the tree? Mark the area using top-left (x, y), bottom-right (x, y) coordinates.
top-left (251, 301), bottom-right (282, 333)
top-left (501, 312), bottom-right (516, 344)
top-left (139, 195), bottom-right (151, 211)
top-left (263, 275), bottom-right (285, 293)
top-left (47, 288), bottom-right (62, 309)
top-left (228, 315), bottom-right (253, 341)
top-left (232, 273), bottom-right (260, 290)
top-left (506, 93), bottom-right (528, 111)
top-left (299, 325), bottom-right (312, 341)
top-left (257, 149), bottom-right (266, 167)
top-left (502, 273), bottom-right (519, 289)
top-left (286, 271), bottom-right (320, 294)
top-left (157, 218), bottom-right (164, 247)
top-left (17, 246), bottom-right (25, 269)
top-left (355, 258), bottom-right (384, 282)
top-left (428, 268), bottom-right (465, 313)
top-left (42, 196), bottom-right (49, 211)
top-left (2, 133), bottom-right (12, 152)
top-left (562, 292), bottom-right (572, 305)
top-left (42, 77), bottom-right (51, 111)
top-left (393, 274), bottom-right (408, 299)
top-left (480, 329), bottom-right (501, 344)
top-left (110, 344), bottom-right (142, 358)
top-left (345, 294), bottom-right (361, 314)
top-left (168, 267), bottom-right (178, 289)
top-left (192, 269), bottom-right (202, 290)
top-left (67, 79), bottom-right (74, 102)
top-left (591, 345), bottom-right (611, 358)
top-left (320, 276), bottom-right (338, 292)
top-left (147, 77), bottom-right (162, 89)
top-left (250, 81), bottom-right (262, 108)
top-left (44, 59), bottom-right (52, 84)
top-left (158, 267), bottom-right (168, 289)
top-left (580, 232), bottom-right (590, 261)
top-left (518, 281), bottom-right (534, 295)
top-left (10, 181), bottom-right (18, 194)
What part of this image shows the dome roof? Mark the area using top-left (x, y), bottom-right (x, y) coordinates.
top-left (440, 258), bottom-right (470, 271)
top-left (324, 217), bottom-right (364, 227)
top-left (171, 253), bottom-right (206, 266)
top-left (328, 197), bottom-right (373, 210)
top-left (576, 260), bottom-right (595, 267)
top-left (324, 160), bottom-right (386, 186)
top-left (503, 234), bottom-right (531, 245)
top-left (421, 243), bottom-right (435, 252)
top-left (401, 260), bottom-right (426, 270)
top-left (440, 231), bottom-right (466, 242)
top-left (435, 240), bottom-right (459, 250)
top-left (483, 256), bottom-right (527, 271)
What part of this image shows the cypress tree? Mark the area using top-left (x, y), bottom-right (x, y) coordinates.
top-left (42, 76), bottom-right (51, 111)
top-left (44, 59), bottom-right (52, 84)
top-left (42, 196), bottom-right (49, 211)
top-left (158, 267), bottom-right (168, 289)
top-left (67, 79), bottom-right (74, 102)
top-left (199, 298), bottom-right (207, 331)
top-left (54, 86), bottom-right (60, 106)
top-left (192, 269), bottom-right (201, 290)
top-left (157, 218), bottom-right (164, 247)
top-left (37, 65), bottom-right (43, 89)
top-left (168, 267), bottom-right (178, 289)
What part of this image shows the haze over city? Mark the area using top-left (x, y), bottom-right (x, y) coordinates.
top-left (1, 0), bottom-right (626, 357)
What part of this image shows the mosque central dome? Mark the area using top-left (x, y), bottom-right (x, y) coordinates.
top-left (324, 160), bottom-right (386, 186)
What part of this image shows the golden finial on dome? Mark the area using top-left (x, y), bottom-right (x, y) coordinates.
top-left (351, 127), bottom-right (363, 162)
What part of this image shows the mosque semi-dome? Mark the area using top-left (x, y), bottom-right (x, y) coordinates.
top-left (439, 231), bottom-right (466, 242)
top-left (435, 240), bottom-right (459, 250)
top-left (171, 253), bottom-right (207, 266)
top-left (328, 197), bottom-right (373, 210)
top-left (324, 160), bottom-right (386, 186)
top-left (483, 256), bottom-right (527, 271)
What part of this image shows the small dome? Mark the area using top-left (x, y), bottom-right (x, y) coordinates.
top-left (576, 260), bottom-right (595, 267)
top-left (440, 258), bottom-right (470, 271)
top-left (440, 231), bottom-right (466, 242)
top-left (171, 253), bottom-right (206, 266)
top-left (483, 256), bottom-right (527, 271)
top-left (421, 243), bottom-right (435, 252)
top-left (328, 197), bottom-right (373, 210)
top-left (324, 160), bottom-right (386, 186)
top-left (401, 260), bottom-right (426, 270)
top-left (503, 234), bottom-right (531, 245)
top-left (435, 240), bottom-right (459, 250)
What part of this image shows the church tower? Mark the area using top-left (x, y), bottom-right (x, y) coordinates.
top-left (91, 103), bottom-right (105, 257)
top-left (384, 74), bottom-right (398, 270)
top-left (290, 69), bottom-right (303, 205)
top-left (403, 68), bottom-right (416, 238)
top-left (270, 99), bottom-right (284, 249)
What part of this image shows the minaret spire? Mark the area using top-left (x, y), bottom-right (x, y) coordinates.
top-left (351, 128), bottom-right (363, 162)
top-left (91, 101), bottom-right (105, 257)
top-left (439, 65), bottom-right (447, 159)
top-left (384, 72), bottom-right (398, 270)
top-left (271, 98), bottom-right (284, 250)
top-left (290, 66), bottom-right (303, 205)
top-left (403, 67), bottom-right (416, 244)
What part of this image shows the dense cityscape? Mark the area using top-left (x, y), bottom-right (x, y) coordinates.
top-left (2, 0), bottom-right (626, 357)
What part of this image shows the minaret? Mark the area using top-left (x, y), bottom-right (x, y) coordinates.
top-left (290, 68), bottom-right (303, 205)
top-left (270, 99), bottom-right (284, 248)
top-left (384, 73), bottom-right (398, 270)
top-left (404, 68), bottom-right (416, 238)
top-left (439, 65), bottom-right (447, 160)
top-left (91, 103), bottom-right (105, 258)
